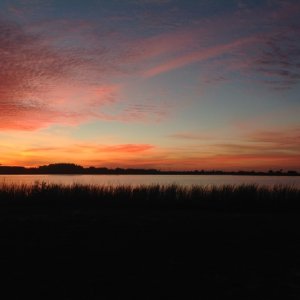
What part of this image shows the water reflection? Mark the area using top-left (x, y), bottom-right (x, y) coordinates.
top-left (0, 175), bottom-right (299, 188)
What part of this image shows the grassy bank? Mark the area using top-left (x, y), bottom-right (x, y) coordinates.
top-left (1, 183), bottom-right (300, 298)
top-left (0, 182), bottom-right (299, 212)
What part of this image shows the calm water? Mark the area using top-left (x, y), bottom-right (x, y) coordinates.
top-left (0, 175), bottom-right (299, 188)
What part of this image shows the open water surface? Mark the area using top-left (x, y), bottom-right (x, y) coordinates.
top-left (0, 175), bottom-right (299, 187)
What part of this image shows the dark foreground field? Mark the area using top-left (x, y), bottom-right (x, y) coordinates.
top-left (0, 183), bottom-right (300, 299)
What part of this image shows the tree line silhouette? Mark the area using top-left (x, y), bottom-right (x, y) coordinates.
top-left (0, 163), bottom-right (298, 175)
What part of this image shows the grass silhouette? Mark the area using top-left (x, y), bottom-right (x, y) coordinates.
top-left (0, 182), bottom-right (299, 212)
top-left (1, 182), bottom-right (300, 298)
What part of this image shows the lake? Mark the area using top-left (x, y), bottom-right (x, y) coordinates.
top-left (0, 175), bottom-right (299, 188)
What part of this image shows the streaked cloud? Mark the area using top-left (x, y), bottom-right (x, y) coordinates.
top-left (24, 143), bottom-right (154, 154)
top-left (247, 127), bottom-right (300, 152)
top-left (143, 35), bottom-right (259, 77)
top-left (168, 132), bottom-right (213, 140)
top-left (137, 1), bottom-right (300, 90)
top-left (96, 144), bottom-right (154, 153)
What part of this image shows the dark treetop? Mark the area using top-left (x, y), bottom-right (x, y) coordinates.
top-left (0, 163), bottom-right (298, 176)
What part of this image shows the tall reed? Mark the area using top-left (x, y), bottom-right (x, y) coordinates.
top-left (0, 182), bottom-right (299, 212)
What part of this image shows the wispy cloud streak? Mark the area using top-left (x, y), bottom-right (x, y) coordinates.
top-left (143, 35), bottom-right (259, 77)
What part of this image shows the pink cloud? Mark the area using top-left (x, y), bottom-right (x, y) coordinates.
top-left (209, 153), bottom-right (300, 170)
top-left (201, 126), bottom-right (300, 170)
top-left (98, 144), bottom-right (155, 153)
top-left (85, 153), bottom-right (300, 171)
top-left (137, 1), bottom-right (300, 88)
top-left (143, 35), bottom-right (259, 77)
top-left (0, 82), bottom-right (120, 131)
top-left (24, 143), bottom-right (155, 154)
top-left (0, 21), bottom-right (87, 129)
top-left (0, 18), bottom-right (148, 131)
top-left (24, 146), bottom-right (67, 153)
top-left (233, 106), bottom-right (300, 132)
top-left (0, 18), bottom-right (175, 130)
top-left (168, 132), bottom-right (213, 140)
top-left (124, 5), bottom-right (267, 66)
top-left (247, 127), bottom-right (300, 151)
top-left (130, 28), bottom-right (200, 62)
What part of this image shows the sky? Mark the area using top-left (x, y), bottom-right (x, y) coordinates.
top-left (0, 0), bottom-right (299, 171)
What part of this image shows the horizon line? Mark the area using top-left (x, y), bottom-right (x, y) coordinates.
top-left (0, 163), bottom-right (299, 175)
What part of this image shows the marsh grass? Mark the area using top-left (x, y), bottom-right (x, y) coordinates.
top-left (0, 181), bottom-right (299, 212)
top-left (1, 182), bottom-right (300, 299)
